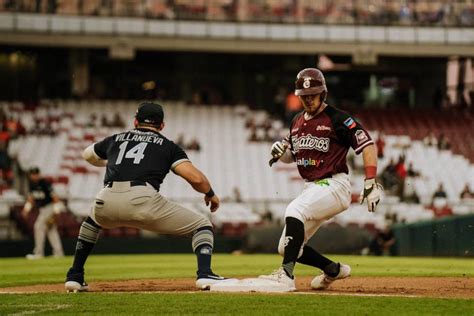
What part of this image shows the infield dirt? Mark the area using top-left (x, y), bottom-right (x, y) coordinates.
top-left (1, 276), bottom-right (472, 298)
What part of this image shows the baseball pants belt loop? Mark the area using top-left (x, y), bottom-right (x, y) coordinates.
top-left (105, 180), bottom-right (147, 188)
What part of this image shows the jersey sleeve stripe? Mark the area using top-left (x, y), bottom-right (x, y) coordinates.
top-left (354, 140), bottom-right (374, 155)
top-left (171, 158), bottom-right (190, 170)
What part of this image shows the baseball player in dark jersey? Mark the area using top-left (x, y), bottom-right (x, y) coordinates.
top-left (22, 167), bottom-right (65, 259)
top-left (260, 68), bottom-right (382, 291)
top-left (65, 102), bottom-right (232, 292)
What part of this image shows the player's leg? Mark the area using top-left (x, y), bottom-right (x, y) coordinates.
top-left (65, 216), bottom-right (102, 292)
top-left (258, 187), bottom-right (314, 289)
top-left (293, 220), bottom-right (344, 280)
top-left (262, 175), bottom-right (351, 289)
top-left (280, 216), bottom-right (305, 279)
top-left (27, 208), bottom-right (48, 259)
top-left (64, 183), bottom-right (126, 292)
top-left (129, 189), bottom-right (233, 289)
top-left (293, 175), bottom-right (351, 289)
top-left (46, 223), bottom-right (64, 257)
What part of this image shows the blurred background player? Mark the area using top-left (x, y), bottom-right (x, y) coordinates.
top-left (22, 167), bottom-right (64, 259)
top-left (260, 68), bottom-right (382, 291)
top-left (65, 102), bottom-right (232, 292)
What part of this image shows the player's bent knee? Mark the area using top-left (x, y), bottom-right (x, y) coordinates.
top-left (285, 207), bottom-right (305, 223)
top-left (196, 218), bottom-right (212, 230)
top-left (341, 196), bottom-right (351, 210)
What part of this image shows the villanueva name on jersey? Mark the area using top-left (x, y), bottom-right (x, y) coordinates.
top-left (115, 132), bottom-right (164, 145)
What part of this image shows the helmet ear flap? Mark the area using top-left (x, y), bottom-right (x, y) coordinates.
top-left (321, 91), bottom-right (327, 102)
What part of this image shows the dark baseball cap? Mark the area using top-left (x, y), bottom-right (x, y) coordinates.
top-left (28, 167), bottom-right (40, 174)
top-left (135, 102), bottom-right (164, 126)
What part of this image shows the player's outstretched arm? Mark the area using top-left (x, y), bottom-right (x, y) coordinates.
top-left (173, 161), bottom-right (219, 212)
top-left (82, 144), bottom-right (107, 167)
top-left (359, 144), bottom-right (382, 212)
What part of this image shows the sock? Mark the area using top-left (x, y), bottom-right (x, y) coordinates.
top-left (323, 262), bottom-right (341, 278)
top-left (281, 217), bottom-right (304, 278)
top-left (71, 217), bottom-right (101, 272)
top-left (192, 226), bottom-right (214, 276)
top-left (296, 245), bottom-right (334, 271)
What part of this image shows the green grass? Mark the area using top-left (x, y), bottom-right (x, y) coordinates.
top-left (0, 293), bottom-right (472, 315)
top-left (0, 254), bottom-right (472, 288)
top-left (0, 254), bottom-right (473, 315)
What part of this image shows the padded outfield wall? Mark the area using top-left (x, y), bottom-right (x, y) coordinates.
top-left (393, 214), bottom-right (474, 257)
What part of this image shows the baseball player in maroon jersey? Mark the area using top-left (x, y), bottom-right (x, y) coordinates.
top-left (260, 68), bottom-right (382, 291)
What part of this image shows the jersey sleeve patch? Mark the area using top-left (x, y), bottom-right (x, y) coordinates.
top-left (343, 117), bottom-right (356, 129)
top-left (355, 130), bottom-right (369, 145)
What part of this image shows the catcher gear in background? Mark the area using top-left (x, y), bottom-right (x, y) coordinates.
top-left (269, 141), bottom-right (288, 167)
top-left (295, 68), bottom-right (328, 101)
top-left (359, 178), bottom-right (383, 212)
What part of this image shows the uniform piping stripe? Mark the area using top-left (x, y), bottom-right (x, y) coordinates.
top-left (171, 159), bottom-right (190, 170)
top-left (78, 235), bottom-right (97, 244)
top-left (82, 222), bottom-right (100, 233)
top-left (79, 233), bottom-right (99, 242)
top-left (78, 222), bottom-right (100, 244)
top-left (192, 230), bottom-right (214, 251)
top-left (192, 237), bottom-right (214, 246)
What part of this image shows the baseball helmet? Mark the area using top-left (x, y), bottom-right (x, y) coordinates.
top-left (295, 68), bottom-right (327, 101)
top-left (28, 166), bottom-right (40, 174)
top-left (135, 102), bottom-right (164, 126)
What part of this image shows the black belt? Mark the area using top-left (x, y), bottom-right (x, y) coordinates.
top-left (105, 180), bottom-right (147, 188)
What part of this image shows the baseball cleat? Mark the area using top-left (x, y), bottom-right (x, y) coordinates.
top-left (26, 254), bottom-right (44, 260)
top-left (258, 267), bottom-right (296, 291)
top-left (196, 273), bottom-right (236, 290)
top-left (65, 268), bottom-right (89, 292)
top-left (311, 263), bottom-right (351, 290)
top-left (65, 281), bottom-right (89, 293)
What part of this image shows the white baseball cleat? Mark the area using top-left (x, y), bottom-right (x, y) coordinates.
top-left (311, 263), bottom-right (351, 290)
top-left (25, 254), bottom-right (44, 260)
top-left (65, 281), bottom-right (89, 293)
top-left (258, 267), bottom-right (296, 291)
top-left (65, 268), bottom-right (89, 293)
top-left (196, 273), bottom-right (237, 290)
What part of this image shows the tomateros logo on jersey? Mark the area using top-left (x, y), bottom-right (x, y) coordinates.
top-left (296, 158), bottom-right (323, 167)
top-left (292, 134), bottom-right (330, 152)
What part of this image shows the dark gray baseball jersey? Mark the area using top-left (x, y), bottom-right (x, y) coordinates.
top-left (94, 128), bottom-right (189, 190)
top-left (90, 127), bottom-right (210, 235)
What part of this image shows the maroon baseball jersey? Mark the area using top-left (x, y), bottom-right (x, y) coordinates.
top-left (284, 105), bottom-right (373, 181)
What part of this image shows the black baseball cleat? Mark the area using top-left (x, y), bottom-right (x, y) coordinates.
top-left (65, 268), bottom-right (89, 293)
top-left (195, 272), bottom-right (236, 290)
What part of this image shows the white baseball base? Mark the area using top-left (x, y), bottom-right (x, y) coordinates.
top-left (210, 278), bottom-right (294, 293)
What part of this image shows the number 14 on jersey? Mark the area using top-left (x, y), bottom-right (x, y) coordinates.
top-left (116, 141), bottom-right (148, 165)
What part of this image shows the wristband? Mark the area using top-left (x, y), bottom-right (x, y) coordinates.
top-left (365, 166), bottom-right (377, 179)
top-left (205, 188), bottom-right (215, 198)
